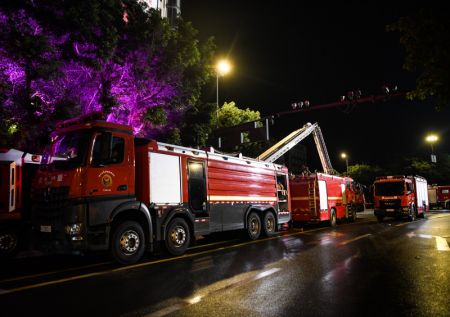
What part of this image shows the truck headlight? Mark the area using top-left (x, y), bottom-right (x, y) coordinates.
top-left (65, 223), bottom-right (83, 236)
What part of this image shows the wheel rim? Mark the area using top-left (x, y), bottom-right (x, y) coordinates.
top-left (0, 232), bottom-right (17, 253)
top-left (266, 215), bottom-right (275, 232)
top-left (170, 225), bottom-right (187, 248)
top-left (250, 217), bottom-right (260, 235)
top-left (119, 230), bottom-right (140, 255)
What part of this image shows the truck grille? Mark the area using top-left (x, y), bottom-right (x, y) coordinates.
top-left (380, 199), bottom-right (401, 208)
top-left (33, 186), bottom-right (70, 211)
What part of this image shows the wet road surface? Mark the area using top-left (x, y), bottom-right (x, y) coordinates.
top-left (1, 210), bottom-right (449, 317)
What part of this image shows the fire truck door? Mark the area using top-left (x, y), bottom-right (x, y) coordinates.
top-left (187, 160), bottom-right (207, 213)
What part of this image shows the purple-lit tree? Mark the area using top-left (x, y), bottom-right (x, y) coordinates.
top-left (0, 0), bottom-right (215, 151)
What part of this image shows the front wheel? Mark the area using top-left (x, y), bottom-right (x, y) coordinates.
top-left (262, 212), bottom-right (276, 237)
top-left (0, 226), bottom-right (20, 258)
top-left (111, 221), bottom-right (146, 265)
top-left (247, 212), bottom-right (261, 240)
top-left (165, 218), bottom-right (190, 256)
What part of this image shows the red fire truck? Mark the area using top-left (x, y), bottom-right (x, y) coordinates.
top-left (428, 185), bottom-right (450, 210)
top-left (256, 122), bottom-right (359, 226)
top-left (289, 173), bottom-right (358, 226)
top-left (0, 148), bottom-right (41, 257)
top-left (373, 175), bottom-right (428, 222)
top-left (31, 113), bottom-right (291, 264)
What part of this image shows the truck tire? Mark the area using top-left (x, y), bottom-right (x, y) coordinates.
top-left (111, 221), bottom-right (146, 265)
top-left (0, 226), bottom-right (20, 258)
top-left (408, 204), bottom-right (416, 222)
top-left (348, 204), bottom-right (357, 222)
top-left (262, 211), bottom-right (276, 237)
top-left (247, 212), bottom-right (261, 240)
top-left (165, 218), bottom-right (190, 256)
top-left (329, 208), bottom-right (337, 227)
top-left (376, 215), bottom-right (384, 222)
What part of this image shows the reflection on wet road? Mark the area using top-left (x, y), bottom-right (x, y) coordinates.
top-left (1, 211), bottom-right (449, 317)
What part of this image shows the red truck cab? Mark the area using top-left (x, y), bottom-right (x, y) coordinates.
top-left (373, 175), bottom-right (428, 222)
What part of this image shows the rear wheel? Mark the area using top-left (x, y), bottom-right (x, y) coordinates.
top-left (408, 204), bottom-right (416, 222)
top-left (329, 208), bottom-right (337, 227)
top-left (247, 212), bottom-right (261, 240)
top-left (111, 221), bottom-right (145, 265)
top-left (376, 215), bottom-right (384, 223)
top-left (165, 218), bottom-right (190, 256)
top-left (348, 205), bottom-right (357, 222)
top-left (262, 212), bottom-right (276, 236)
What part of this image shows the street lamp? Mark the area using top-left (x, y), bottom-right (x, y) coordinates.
top-left (216, 59), bottom-right (231, 128)
top-left (425, 134), bottom-right (439, 163)
top-left (341, 152), bottom-right (348, 173)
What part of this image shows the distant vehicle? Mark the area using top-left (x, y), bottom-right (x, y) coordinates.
top-left (428, 185), bottom-right (450, 210)
top-left (289, 173), bottom-right (358, 226)
top-left (0, 148), bottom-right (41, 257)
top-left (373, 175), bottom-right (428, 222)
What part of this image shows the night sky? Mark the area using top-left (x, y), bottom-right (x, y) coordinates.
top-left (182, 2), bottom-right (450, 172)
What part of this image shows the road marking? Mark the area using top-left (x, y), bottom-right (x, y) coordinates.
top-left (406, 232), bottom-right (450, 251)
top-left (144, 267), bottom-right (281, 317)
top-left (339, 234), bottom-right (372, 246)
top-left (0, 261), bottom-right (112, 284)
top-left (188, 239), bottom-right (240, 250)
top-left (435, 236), bottom-right (450, 251)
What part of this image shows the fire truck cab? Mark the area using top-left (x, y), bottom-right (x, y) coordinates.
top-left (373, 175), bottom-right (428, 222)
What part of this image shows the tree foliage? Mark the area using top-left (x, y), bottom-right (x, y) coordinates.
top-left (346, 164), bottom-right (385, 187)
top-left (388, 8), bottom-right (450, 108)
top-left (0, 0), bottom-right (215, 151)
top-left (213, 101), bottom-right (261, 129)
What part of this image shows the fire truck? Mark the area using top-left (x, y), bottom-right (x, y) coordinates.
top-left (0, 148), bottom-right (41, 257)
top-left (373, 175), bottom-right (429, 222)
top-left (257, 122), bottom-right (359, 226)
top-left (31, 113), bottom-right (291, 264)
top-left (428, 185), bottom-right (450, 210)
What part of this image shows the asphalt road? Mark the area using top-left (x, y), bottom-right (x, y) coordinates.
top-left (1, 210), bottom-right (449, 317)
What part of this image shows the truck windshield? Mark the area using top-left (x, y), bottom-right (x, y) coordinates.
top-left (49, 131), bottom-right (90, 169)
top-left (374, 182), bottom-right (405, 196)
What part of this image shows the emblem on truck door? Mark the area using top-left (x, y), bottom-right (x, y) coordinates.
top-left (98, 170), bottom-right (115, 188)
top-left (101, 174), bottom-right (112, 187)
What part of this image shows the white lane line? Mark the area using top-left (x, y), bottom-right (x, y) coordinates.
top-left (339, 234), bottom-right (372, 246)
top-left (144, 267), bottom-right (281, 317)
top-left (407, 232), bottom-right (450, 251)
top-left (435, 236), bottom-right (450, 251)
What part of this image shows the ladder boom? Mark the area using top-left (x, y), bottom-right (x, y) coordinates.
top-left (256, 122), bottom-right (317, 163)
top-left (257, 122), bottom-right (335, 174)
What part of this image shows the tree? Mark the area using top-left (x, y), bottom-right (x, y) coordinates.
top-left (0, 0), bottom-right (215, 151)
top-left (346, 164), bottom-right (386, 187)
top-left (388, 8), bottom-right (450, 108)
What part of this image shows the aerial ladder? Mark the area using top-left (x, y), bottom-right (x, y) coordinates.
top-left (256, 122), bottom-right (335, 174)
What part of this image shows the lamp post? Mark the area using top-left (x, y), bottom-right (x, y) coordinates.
top-left (341, 152), bottom-right (348, 173)
top-left (216, 59), bottom-right (231, 128)
top-left (425, 134), bottom-right (439, 163)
